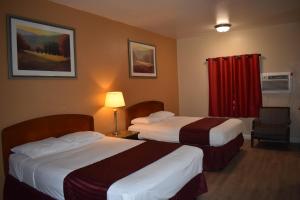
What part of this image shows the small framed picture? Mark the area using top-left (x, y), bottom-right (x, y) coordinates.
top-left (7, 15), bottom-right (76, 78)
top-left (128, 40), bottom-right (157, 78)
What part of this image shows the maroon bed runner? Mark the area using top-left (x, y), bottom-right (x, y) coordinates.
top-left (64, 141), bottom-right (182, 200)
top-left (179, 117), bottom-right (228, 145)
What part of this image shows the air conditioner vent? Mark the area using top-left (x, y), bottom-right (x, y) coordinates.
top-left (261, 72), bottom-right (292, 93)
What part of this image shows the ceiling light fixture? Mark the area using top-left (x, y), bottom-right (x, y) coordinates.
top-left (215, 23), bottom-right (231, 32)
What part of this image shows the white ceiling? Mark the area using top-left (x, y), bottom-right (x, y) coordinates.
top-left (50, 0), bottom-right (300, 38)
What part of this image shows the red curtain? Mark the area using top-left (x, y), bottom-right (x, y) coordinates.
top-left (208, 54), bottom-right (262, 117)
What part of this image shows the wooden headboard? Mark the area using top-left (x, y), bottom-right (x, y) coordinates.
top-left (125, 101), bottom-right (164, 129)
top-left (1, 114), bottom-right (94, 176)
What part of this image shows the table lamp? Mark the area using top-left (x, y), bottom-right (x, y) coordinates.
top-left (105, 91), bottom-right (125, 135)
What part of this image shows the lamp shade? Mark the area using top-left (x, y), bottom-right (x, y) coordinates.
top-left (105, 92), bottom-right (125, 108)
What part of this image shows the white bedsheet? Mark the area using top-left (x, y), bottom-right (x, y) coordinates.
top-left (9, 136), bottom-right (203, 200)
top-left (129, 116), bottom-right (245, 147)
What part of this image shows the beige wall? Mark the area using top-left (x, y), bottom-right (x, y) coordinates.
top-left (0, 0), bottom-right (178, 195)
top-left (177, 23), bottom-right (300, 142)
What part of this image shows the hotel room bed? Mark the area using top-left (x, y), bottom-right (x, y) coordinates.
top-left (2, 114), bottom-right (207, 200)
top-left (126, 101), bottom-right (245, 171)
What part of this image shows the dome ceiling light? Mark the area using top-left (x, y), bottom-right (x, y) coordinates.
top-left (214, 23), bottom-right (231, 32)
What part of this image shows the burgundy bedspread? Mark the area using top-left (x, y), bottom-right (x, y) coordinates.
top-left (64, 141), bottom-right (182, 200)
top-left (179, 117), bottom-right (228, 145)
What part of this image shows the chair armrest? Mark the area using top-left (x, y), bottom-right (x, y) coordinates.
top-left (252, 118), bottom-right (261, 129)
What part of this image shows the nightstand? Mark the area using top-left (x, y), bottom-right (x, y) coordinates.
top-left (106, 130), bottom-right (139, 140)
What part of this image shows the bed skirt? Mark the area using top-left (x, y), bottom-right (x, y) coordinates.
top-left (200, 133), bottom-right (244, 171)
top-left (4, 173), bottom-right (207, 200)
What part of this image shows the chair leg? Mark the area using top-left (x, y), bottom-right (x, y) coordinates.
top-left (251, 137), bottom-right (254, 147)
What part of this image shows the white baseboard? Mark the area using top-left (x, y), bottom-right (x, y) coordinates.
top-left (290, 137), bottom-right (300, 143)
top-left (243, 134), bottom-right (251, 140)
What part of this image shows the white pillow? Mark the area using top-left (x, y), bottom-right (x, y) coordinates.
top-left (58, 131), bottom-right (104, 144)
top-left (131, 117), bottom-right (161, 124)
top-left (149, 111), bottom-right (175, 119)
top-left (11, 137), bottom-right (76, 159)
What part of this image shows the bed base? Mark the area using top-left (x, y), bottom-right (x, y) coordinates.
top-left (4, 173), bottom-right (207, 200)
top-left (199, 133), bottom-right (244, 171)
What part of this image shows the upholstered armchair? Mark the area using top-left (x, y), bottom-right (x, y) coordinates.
top-left (251, 107), bottom-right (290, 147)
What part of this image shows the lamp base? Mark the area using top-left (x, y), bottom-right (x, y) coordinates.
top-left (113, 131), bottom-right (119, 136)
top-left (113, 109), bottom-right (119, 136)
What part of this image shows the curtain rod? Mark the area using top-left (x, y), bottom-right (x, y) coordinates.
top-left (205, 54), bottom-right (261, 62)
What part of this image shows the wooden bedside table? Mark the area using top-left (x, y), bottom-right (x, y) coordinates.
top-left (106, 130), bottom-right (139, 140)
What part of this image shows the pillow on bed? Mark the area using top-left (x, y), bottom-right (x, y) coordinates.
top-left (149, 111), bottom-right (175, 119)
top-left (131, 117), bottom-right (161, 124)
top-left (58, 131), bottom-right (104, 144)
top-left (11, 137), bottom-right (76, 159)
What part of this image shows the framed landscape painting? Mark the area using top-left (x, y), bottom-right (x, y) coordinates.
top-left (128, 40), bottom-right (157, 78)
top-left (7, 16), bottom-right (76, 78)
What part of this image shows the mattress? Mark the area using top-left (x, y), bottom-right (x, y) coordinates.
top-left (9, 136), bottom-right (203, 200)
top-left (129, 116), bottom-right (245, 146)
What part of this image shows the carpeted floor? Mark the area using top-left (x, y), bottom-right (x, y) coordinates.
top-left (198, 140), bottom-right (300, 200)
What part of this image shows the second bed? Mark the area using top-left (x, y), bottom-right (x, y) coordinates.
top-left (126, 101), bottom-right (245, 171)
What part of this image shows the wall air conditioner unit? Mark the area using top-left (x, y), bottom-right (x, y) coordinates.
top-left (261, 72), bottom-right (292, 93)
